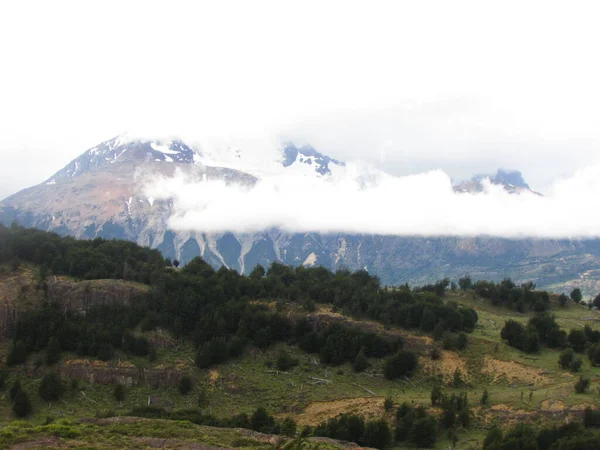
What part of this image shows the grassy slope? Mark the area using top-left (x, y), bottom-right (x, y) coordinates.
top-left (1, 276), bottom-right (600, 449)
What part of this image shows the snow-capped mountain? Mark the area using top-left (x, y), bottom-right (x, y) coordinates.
top-left (2, 135), bottom-right (600, 295)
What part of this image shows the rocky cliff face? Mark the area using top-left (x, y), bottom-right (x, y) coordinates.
top-left (2, 136), bottom-right (600, 296)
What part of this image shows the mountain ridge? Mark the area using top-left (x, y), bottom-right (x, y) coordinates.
top-left (2, 136), bottom-right (599, 296)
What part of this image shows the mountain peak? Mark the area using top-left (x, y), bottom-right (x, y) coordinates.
top-left (46, 135), bottom-right (196, 183)
top-left (454, 169), bottom-right (538, 195)
top-left (281, 143), bottom-right (345, 176)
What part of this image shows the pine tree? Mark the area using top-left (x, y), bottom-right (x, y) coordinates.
top-left (39, 373), bottom-right (64, 402)
top-left (352, 346), bottom-right (368, 373)
top-left (12, 390), bottom-right (32, 417)
top-left (46, 337), bottom-right (61, 365)
top-left (480, 389), bottom-right (489, 405)
top-left (114, 384), bottom-right (125, 402)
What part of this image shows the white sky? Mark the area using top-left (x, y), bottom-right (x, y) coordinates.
top-left (1, 0), bottom-right (600, 198)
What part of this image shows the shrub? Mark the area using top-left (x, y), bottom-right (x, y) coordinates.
top-left (12, 390), bottom-right (32, 417)
top-left (353, 347), bottom-right (369, 373)
top-left (383, 350), bottom-right (418, 380)
top-left (114, 384), bottom-right (125, 402)
top-left (178, 376), bottom-right (194, 395)
top-left (275, 349), bottom-right (298, 372)
top-left (559, 348), bottom-right (575, 369)
top-left (39, 373), bottom-right (64, 401)
top-left (569, 356), bottom-right (583, 373)
top-left (362, 419), bottom-right (392, 449)
top-left (575, 376), bottom-right (590, 394)
top-left (410, 416), bottom-right (437, 448)
top-left (480, 389), bottom-right (489, 405)
top-left (384, 396), bottom-right (393, 412)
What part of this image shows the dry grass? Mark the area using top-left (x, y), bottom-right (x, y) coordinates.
top-left (294, 397), bottom-right (385, 426)
top-left (419, 350), bottom-right (470, 384)
top-left (482, 356), bottom-right (550, 386)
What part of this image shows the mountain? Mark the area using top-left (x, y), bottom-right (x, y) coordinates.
top-left (2, 135), bottom-right (600, 296)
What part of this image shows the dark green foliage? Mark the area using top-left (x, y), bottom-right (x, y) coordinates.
top-left (280, 417), bottom-right (297, 437)
top-left (559, 348), bottom-right (575, 369)
top-left (569, 329), bottom-right (587, 353)
top-left (475, 278), bottom-right (550, 312)
top-left (6, 341), bottom-right (28, 366)
top-left (481, 389), bottom-right (489, 405)
top-left (12, 390), bottom-right (32, 417)
top-left (275, 349), bottom-right (298, 372)
top-left (9, 379), bottom-right (22, 403)
top-left (483, 426), bottom-right (503, 450)
top-left (39, 373), bottom-right (64, 402)
top-left (458, 276), bottom-right (472, 290)
top-left (362, 419), bottom-right (392, 449)
top-left (353, 346), bottom-right (369, 373)
top-left (178, 376), bottom-right (194, 395)
top-left (431, 385), bottom-right (443, 406)
top-left (250, 407), bottom-right (276, 433)
top-left (410, 416), bottom-right (437, 448)
top-left (46, 336), bottom-right (61, 365)
top-left (569, 356), bottom-right (583, 372)
top-left (559, 293), bottom-right (568, 307)
top-left (315, 414), bottom-right (364, 443)
top-left (383, 350), bottom-right (418, 380)
top-left (114, 384), bottom-right (126, 402)
top-left (587, 342), bottom-right (600, 366)
top-left (575, 376), bottom-right (590, 393)
top-left (383, 396), bottom-right (393, 412)
top-left (571, 288), bottom-right (583, 303)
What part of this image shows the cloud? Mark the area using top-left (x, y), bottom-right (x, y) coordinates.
top-left (143, 161), bottom-right (600, 239)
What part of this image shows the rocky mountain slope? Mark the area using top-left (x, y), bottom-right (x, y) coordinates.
top-left (1, 135), bottom-right (599, 296)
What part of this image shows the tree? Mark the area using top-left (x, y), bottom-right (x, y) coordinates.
top-left (559, 348), bottom-right (574, 369)
top-left (458, 276), bottom-right (472, 290)
top-left (431, 385), bottom-right (443, 406)
top-left (6, 341), bottom-right (28, 366)
top-left (481, 389), bottom-right (489, 405)
top-left (559, 293), bottom-right (568, 307)
top-left (575, 376), bottom-right (590, 393)
top-left (571, 288), bottom-right (583, 303)
top-left (250, 407), bottom-right (275, 433)
top-left (276, 349), bottom-right (298, 372)
top-left (361, 419), bottom-right (392, 449)
top-left (568, 329), bottom-right (587, 353)
top-left (280, 417), bottom-right (297, 437)
top-left (9, 379), bottom-right (22, 403)
top-left (114, 384), bottom-right (125, 402)
top-left (178, 376), bottom-right (194, 395)
top-left (483, 426), bottom-right (503, 450)
top-left (384, 350), bottom-right (418, 380)
top-left (410, 416), bottom-right (437, 448)
top-left (173, 259), bottom-right (180, 268)
top-left (12, 390), bottom-right (32, 417)
top-left (45, 337), bottom-right (61, 365)
top-left (39, 373), bottom-right (64, 402)
top-left (569, 356), bottom-right (583, 373)
top-left (458, 407), bottom-right (470, 427)
top-left (353, 346), bottom-right (369, 373)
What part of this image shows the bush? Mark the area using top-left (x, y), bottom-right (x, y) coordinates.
top-left (46, 337), bottom-right (61, 365)
top-left (362, 419), bottom-right (392, 449)
top-left (6, 341), bottom-right (28, 366)
top-left (178, 376), bottom-right (194, 395)
top-left (384, 396), bottom-right (393, 412)
top-left (569, 356), bottom-right (583, 373)
top-left (39, 373), bottom-right (64, 401)
top-left (353, 347), bottom-right (369, 373)
top-left (575, 376), bottom-right (590, 394)
top-left (280, 417), bottom-right (297, 437)
top-left (114, 384), bottom-right (125, 402)
top-left (559, 348), bottom-right (575, 369)
top-left (410, 416), bottom-right (437, 448)
top-left (383, 350), bottom-right (418, 380)
top-left (12, 390), bottom-right (32, 417)
top-left (275, 349), bottom-right (298, 372)
top-left (480, 389), bottom-right (489, 405)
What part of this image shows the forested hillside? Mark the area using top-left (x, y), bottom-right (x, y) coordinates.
top-left (1, 225), bottom-right (600, 449)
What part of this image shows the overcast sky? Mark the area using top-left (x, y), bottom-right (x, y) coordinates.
top-left (1, 1), bottom-right (600, 199)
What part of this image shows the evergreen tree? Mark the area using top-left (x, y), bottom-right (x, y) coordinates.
top-left (12, 390), bottom-right (32, 417)
top-left (352, 346), bottom-right (369, 373)
top-left (383, 350), bottom-right (418, 380)
top-left (410, 416), bottom-right (437, 448)
top-left (6, 341), bottom-right (28, 366)
top-left (570, 288), bottom-right (583, 303)
top-left (480, 389), bottom-right (489, 405)
top-left (46, 337), bottom-right (61, 365)
top-left (178, 376), bottom-right (194, 395)
top-left (114, 384), bottom-right (126, 402)
top-left (361, 419), bottom-right (392, 449)
top-left (39, 373), bottom-right (64, 402)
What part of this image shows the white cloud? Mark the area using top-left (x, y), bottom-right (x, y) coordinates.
top-left (143, 161), bottom-right (600, 239)
top-left (1, 1), bottom-right (600, 198)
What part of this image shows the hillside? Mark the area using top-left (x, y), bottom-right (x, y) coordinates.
top-left (2, 136), bottom-right (600, 297)
top-left (1, 227), bottom-right (600, 449)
